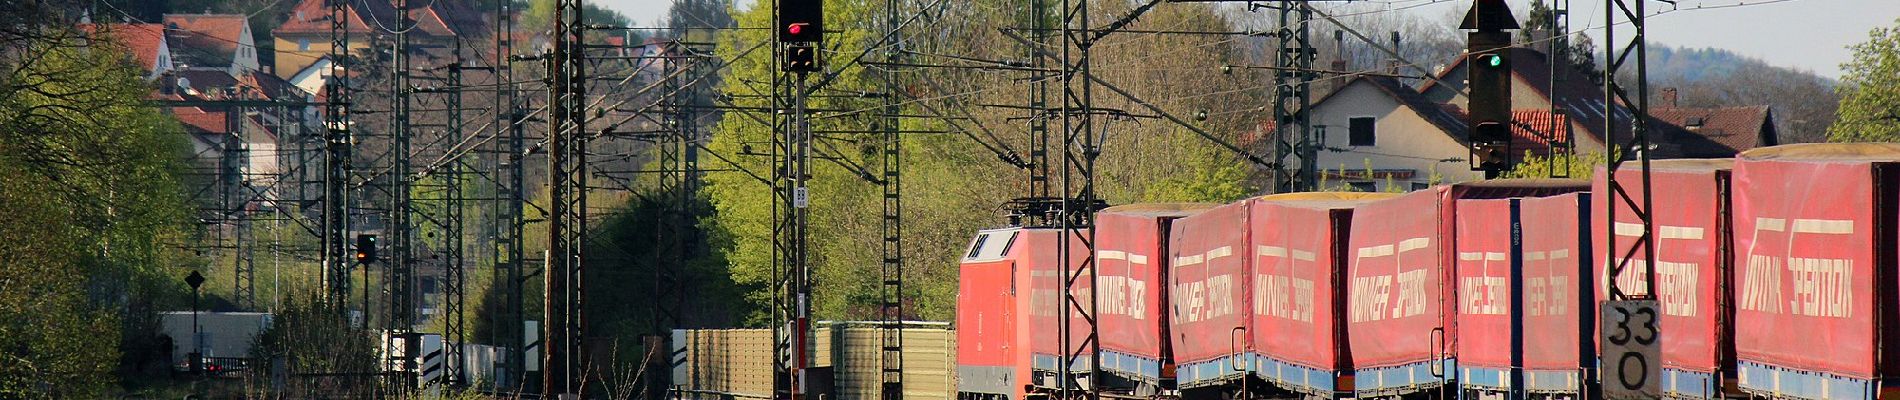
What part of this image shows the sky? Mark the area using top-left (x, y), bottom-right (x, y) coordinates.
top-left (592, 0), bottom-right (1898, 79)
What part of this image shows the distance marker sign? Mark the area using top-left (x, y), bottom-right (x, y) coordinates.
top-left (1602, 300), bottom-right (1661, 400)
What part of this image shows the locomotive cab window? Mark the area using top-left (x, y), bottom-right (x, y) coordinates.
top-left (1349, 116), bottom-right (1376, 146)
top-left (966, 234), bottom-right (990, 259)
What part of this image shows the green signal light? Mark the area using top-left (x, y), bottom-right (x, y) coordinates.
top-left (1480, 54), bottom-right (1503, 68)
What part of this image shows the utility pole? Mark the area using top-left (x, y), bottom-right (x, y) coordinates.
top-left (545, 0), bottom-right (589, 396)
top-left (221, 99), bottom-right (257, 309)
top-left (1545, 0), bottom-right (1576, 177)
top-left (1601, 0), bottom-right (1658, 309)
top-left (1600, 0), bottom-right (1659, 396)
top-left (1011, 0), bottom-right (1054, 227)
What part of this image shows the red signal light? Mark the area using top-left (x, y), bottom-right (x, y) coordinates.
top-left (788, 23), bottom-right (807, 36)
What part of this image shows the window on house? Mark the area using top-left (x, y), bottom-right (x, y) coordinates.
top-left (1349, 117), bottom-right (1376, 146)
top-left (298, 39), bottom-right (310, 51)
top-left (1349, 182), bottom-right (1377, 192)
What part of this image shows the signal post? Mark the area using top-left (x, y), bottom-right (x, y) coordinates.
top-left (775, 0), bottom-right (822, 398)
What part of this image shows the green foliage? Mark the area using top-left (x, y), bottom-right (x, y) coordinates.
top-left (248, 293), bottom-right (378, 397)
top-left (1505, 151), bottom-right (1607, 180)
top-left (701, 0), bottom-right (1265, 325)
top-left (1140, 149), bottom-right (1258, 203)
top-left (1829, 17), bottom-right (1900, 142)
top-left (0, 35), bottom-right (198, 397)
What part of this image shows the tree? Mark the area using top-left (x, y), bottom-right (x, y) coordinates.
top-left (1520, 0), bottom-right (1602, 83)
top-left (0, 24), bottom-right (198, 396)
top-left (1829, 17), bottom-right (1900, 142)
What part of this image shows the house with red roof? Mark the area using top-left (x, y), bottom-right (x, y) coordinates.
top-left (270, 0), bottom-right (487, 76)
top-left (82, 23), bottom-right (175, 80)
top-left (1274, 48), bottom-right (1778, 191)
top-left (1419, 47), bottom-right (1776, 158)
top-left (162, 13), bottom-right (260, 75)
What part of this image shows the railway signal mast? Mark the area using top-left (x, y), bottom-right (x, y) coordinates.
top-left (775, 0), bottom-right (822, 398)
top-left (1462, 0), bottom-right (1518, 178)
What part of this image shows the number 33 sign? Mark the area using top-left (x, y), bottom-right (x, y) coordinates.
top-left (1602, 300), bottom-right (1661, 399)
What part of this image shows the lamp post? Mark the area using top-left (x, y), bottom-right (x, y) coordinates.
top-left (185, 270), bottom-right (205, 375)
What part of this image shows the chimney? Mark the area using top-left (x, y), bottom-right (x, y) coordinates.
top-left (159, 71), bottom-right (177, 95)
top-left (1330, 30), bottom-right (1348, 72)
top-left (1387, 31), bottom-right (1403, 75)
top-left (1661, 87), bottom-right (1679, 108)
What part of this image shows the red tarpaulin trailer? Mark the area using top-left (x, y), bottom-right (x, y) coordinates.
top-left (1094, 204), bottom-right (1214, 385)
top-left (1730, 144), bottom-right (1900, 400)
top-left (1349, 180), bottom-right (1588, 397)
top-left (1454, 198), bottom-right (1516, 388)
top-left (1169, 200), bottom-right (1253, 388)
top-left (1346, 189), bottom-right (1448, 395)
top-left (1519, 193), bottom-right (1593, 394)
top-left (1592, 159), bottom-right (1733, 399)
top-left (1249, 193), bottom-right (1395, 397)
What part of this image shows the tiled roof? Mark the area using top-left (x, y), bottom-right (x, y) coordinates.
top-left (244, 70), bottom-right (310, 100)
top-left (1650, 105), bottom-right (1776, 157)
top-left (1425, 47), bottom-right (1627, 145)
top-left (275, 0), bottom-right (373, 35)
top-left (175, 69), bottom-right (243, 96)
top-left (163, 14), bottom-right (246, 55)
top-left (1511, 109), bottom-right (1568, 147)
top-left (83, 23), bottom-right (168, 71)
top-left (274, 0), bottom-right (485, 37)
top-left (173, 106), bottom-right (231, 134)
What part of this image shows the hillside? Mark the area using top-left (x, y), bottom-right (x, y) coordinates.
top-left (1645, 45), bottom-right (1840, 143)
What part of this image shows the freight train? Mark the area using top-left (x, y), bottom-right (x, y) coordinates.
top-left (955, 143), bottom-right (1900, 400)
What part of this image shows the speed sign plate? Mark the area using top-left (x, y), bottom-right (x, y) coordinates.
top-left (1601, 300), bottom-right (1661, 400)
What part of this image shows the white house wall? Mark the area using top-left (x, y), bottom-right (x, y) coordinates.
top-left (1308, 80), bottom-right (1483, 192)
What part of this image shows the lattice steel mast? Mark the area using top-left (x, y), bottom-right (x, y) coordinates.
top-left (386, 0), bottom-right (420, 392)
top-left (1602, 0), bottom-right (1658, 300)
top-left (321, 0), bottom-right (355, 313)
top-left (488, 0), bottom-right (529, 390)
top-left (1055, 0), bottom-right (1101, 398)
top-left (1270, 1), bottom-right (1318, 192)
top-left (878, 0), bottom-right (906, 397)
top-left (544, 0), bottom-right (589, 396)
